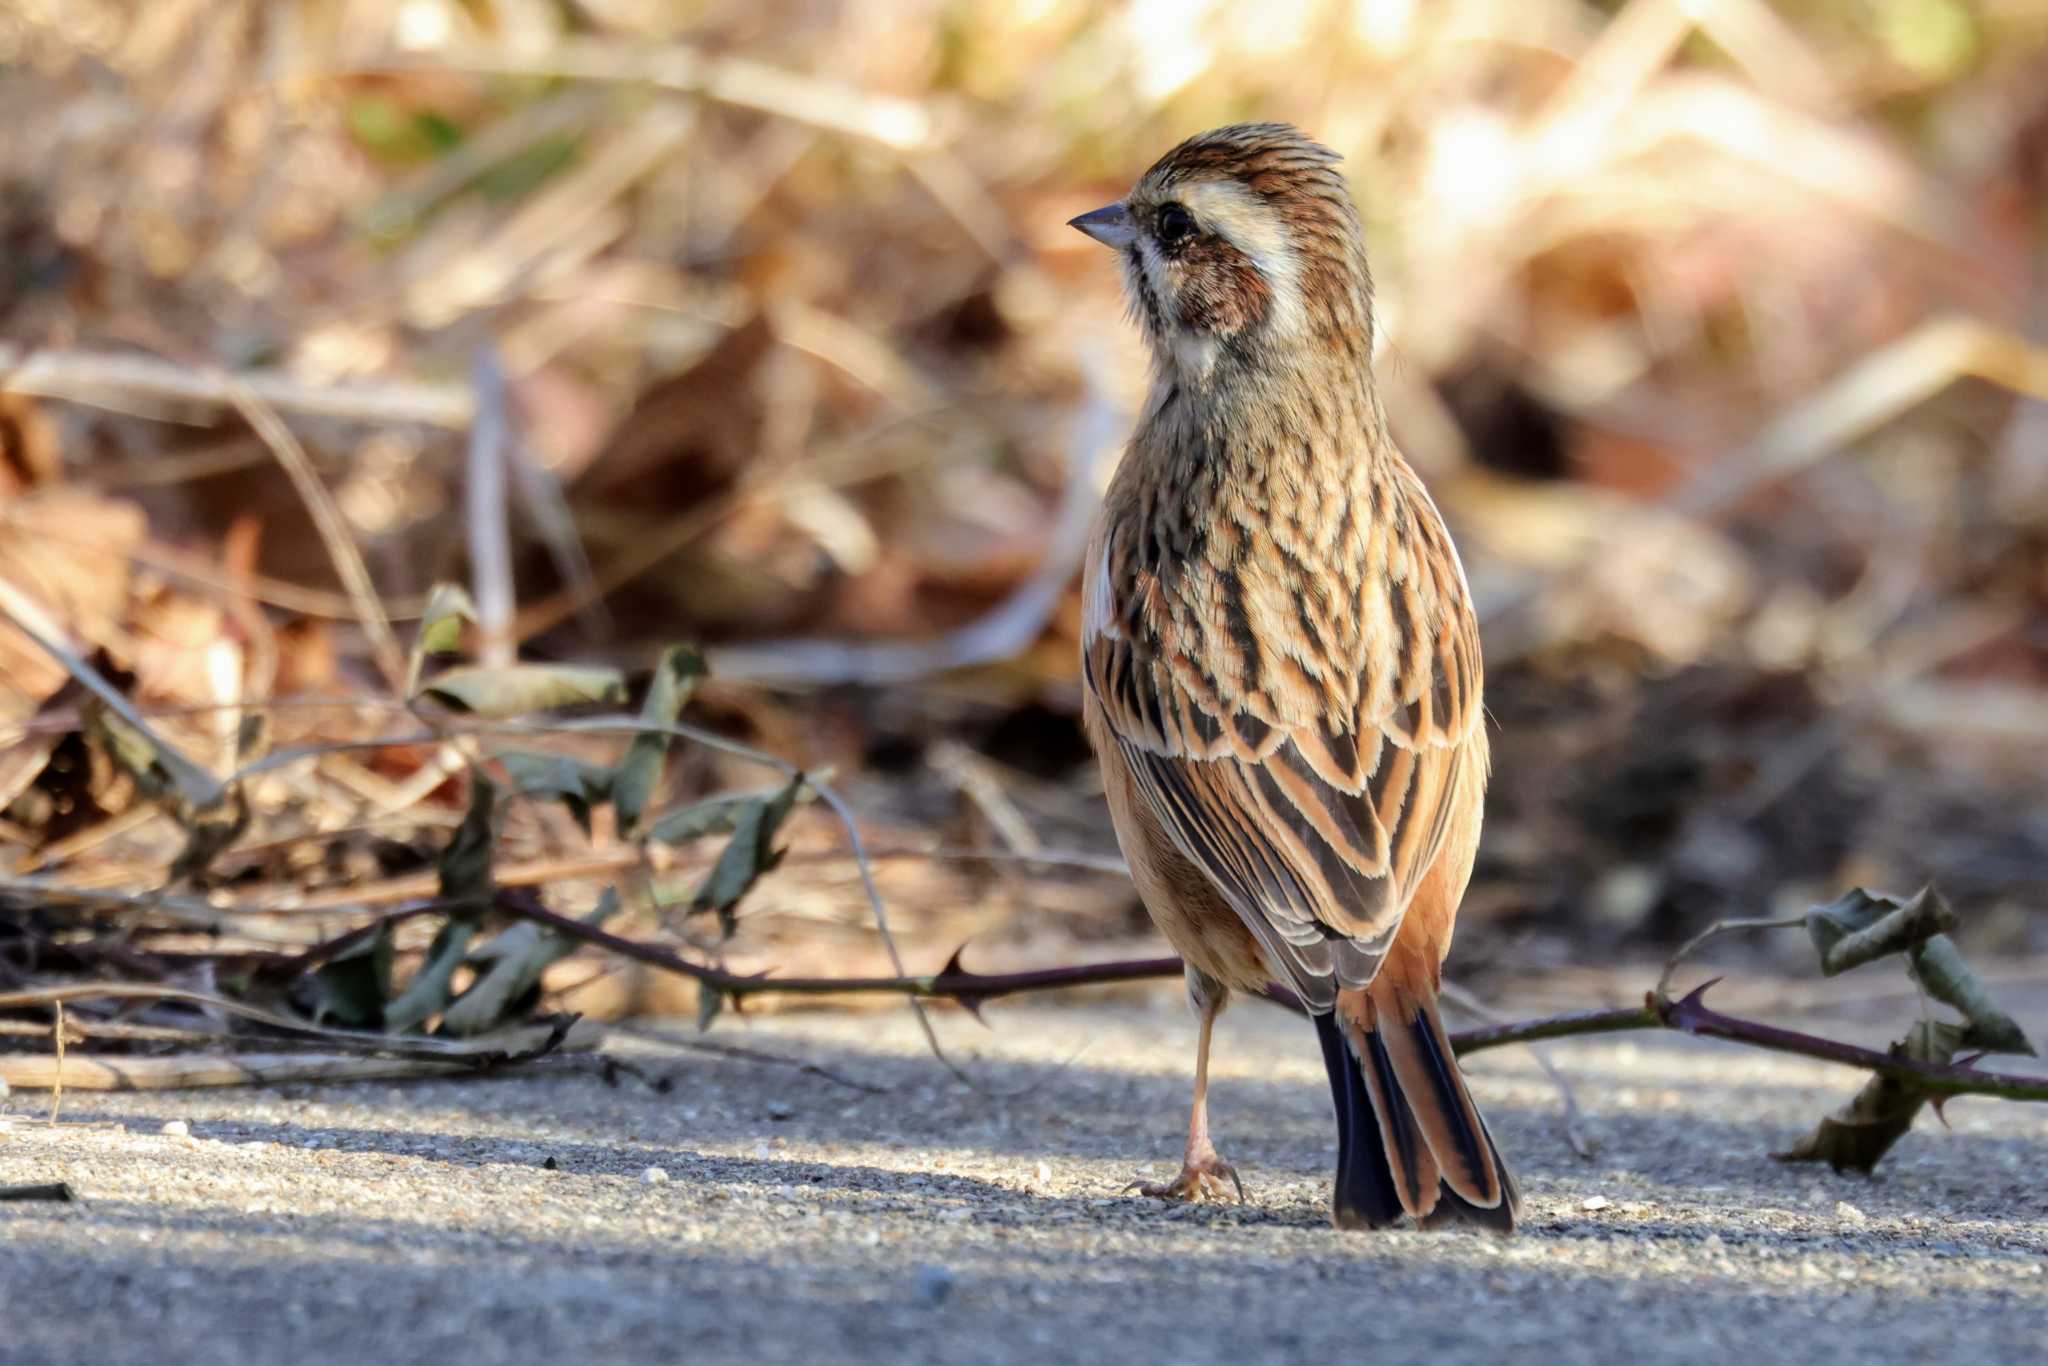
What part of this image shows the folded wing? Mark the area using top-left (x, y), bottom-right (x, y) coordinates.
top-left (1083, 473), bottom-right (1482, 1010)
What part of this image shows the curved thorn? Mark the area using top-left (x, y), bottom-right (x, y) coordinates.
top-left (1678, 977), bottom-right (1725, 1007)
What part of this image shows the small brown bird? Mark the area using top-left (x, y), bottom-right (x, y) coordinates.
top-left (1072, 123), bottom-right (1517, 1231)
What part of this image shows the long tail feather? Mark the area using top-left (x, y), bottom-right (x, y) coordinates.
top-left (1316, 983), bottom-right (1517, 1233)
top-left (1314, 1010), bottom-right (1401, 1229)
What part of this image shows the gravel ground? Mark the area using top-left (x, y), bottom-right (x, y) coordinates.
top-left (3, 986), bottom-right (2046, 1366)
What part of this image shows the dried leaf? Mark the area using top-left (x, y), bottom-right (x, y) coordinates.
top-left (613, 644), bottom-right (706, 834)
top-left (81, 691), bottom-right (246, 880)
top-left (420, 662), bottom-right (625, 716)
top-left (1909, 935), bottom-right (2036, 1057)
top-left (495, 751), bottom-right (613, 834)
top-left (3, 609), bottom-right (223, 819)
top-left (407, 582), bottom-right (477, 695)
top-left (167, 785), bottom-right (252, 883)
top-left (1804, 886), bottom-right (1957, 976)
top-left (82, 695), bottom-right (225, 817)
top-left (1775, 1021), bottom-right (1962, 1173)
top-left (234, 712), bottom-right (269, 763)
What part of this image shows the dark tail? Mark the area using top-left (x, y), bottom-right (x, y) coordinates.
top-left (1313, 983), bottom-right (1518, 1233)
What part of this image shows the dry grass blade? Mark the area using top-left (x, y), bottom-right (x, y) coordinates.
top-left (0, 1052), bottom-right (480, 1091)
top-left (353, 38), bottom-right (937, 151)
top-left (0, 344), bottom-right (472, 428)
top-left (399, 101), bottom-right (697, 326)
top-left (466, 346), bottom-right (517, 669)
top-left (1675, 318), bottom-right (2048, 519)
top-left (214, 369), bottom-right (408, 693)
top-left (0, 577), bottom-right (226, 814)
top-left (0, 876), bottom-right (270, 935)
top-left (0, 983), bottom-right (590, 1062)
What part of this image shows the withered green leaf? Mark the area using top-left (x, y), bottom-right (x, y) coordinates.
top-left (696, 984), bottom-right (727, 1031)
top-left (644, 783), bottom-right (800, 846)
top-left (440, 921), bottom-right (573, 1036)
top-left (1909, 934), bottom-right (2036, 1057)
top-left (420, 663), bottom-right (625, 716)
top-left (440, 888), bottom-right (615, 1036)
top-left (382, 918), bottom-right (479, 1031)
top-left (438, 774), bottom-right (497, 905)
top-left (1775, 1020), bottom-right (1961, 1173)
top-left (407, 583), bottom-right (477, 696)
top-left (1804, 886), bottom-right (1958, 976)
top-left (613, 644), bottom-right (707, 835)
top-left (298, 922), bottom-right (395, 1028)
top-left (689, 776), bottom-right (804, 937)
top-left (495, 751), bottom-right (613, 834)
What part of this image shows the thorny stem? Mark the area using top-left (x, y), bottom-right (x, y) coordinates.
top-left (489, 888), bottom-right (1183, 1005)
top-left (1446, 1005), bottom-right (1665, 1054)
top-left (224, 711), bottom-right (975, 1080)
top-left (1658, 985), bottom-right (2048, 1101)
top-left (21, 894), bottom-right (2048, 1104)
top-left (482, 894), bottom-right (2048, 1103)
top-left (12, 693), bottom-right (2042, 1108)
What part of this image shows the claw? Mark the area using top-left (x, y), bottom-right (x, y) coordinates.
top-left (1127, 1157), bottom-right (1246, 1204)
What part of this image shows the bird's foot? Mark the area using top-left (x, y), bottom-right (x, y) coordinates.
top-left (1125, 1154), bottom-right (1245, 1203)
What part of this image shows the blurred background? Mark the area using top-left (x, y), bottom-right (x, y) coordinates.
top-left (2, 0), bottom-right (2046, 1019)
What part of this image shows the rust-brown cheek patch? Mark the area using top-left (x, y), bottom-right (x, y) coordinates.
top-left (1172, 237), bottom-right (1270, 337)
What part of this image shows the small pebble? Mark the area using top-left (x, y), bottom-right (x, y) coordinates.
top-left (1580, 1195), bottom-right (1613, 1212)
top-left (914, 1265), bottom-right (954, 1307)
top-left (161, 1120), bottom-right (190, 1138)
top-left (543, 1156), bottom-right (559, 1172)
top-left (766, 1102), bottom-right (794, 1121)
top-left (1835, 1201), bottom-right (1868, 1225)
top-left (641, 1166), bottom-right (670, 1185)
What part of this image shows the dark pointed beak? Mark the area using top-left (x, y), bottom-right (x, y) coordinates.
top-left (1069, 202), bottom-right (1136, 250)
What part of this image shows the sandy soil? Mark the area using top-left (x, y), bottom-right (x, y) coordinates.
top-left (3, 987), bottom-right (2045, 1366)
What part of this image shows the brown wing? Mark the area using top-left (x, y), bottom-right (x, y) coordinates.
top-left (1083, 471), bottom-right (1483, 1012)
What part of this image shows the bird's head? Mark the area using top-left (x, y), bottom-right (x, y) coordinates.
top-left (1070, 123), bottom-right (1374, 386)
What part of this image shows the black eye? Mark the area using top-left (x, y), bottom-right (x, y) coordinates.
top-left (1156, 203), bottom-right (1195, 247)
